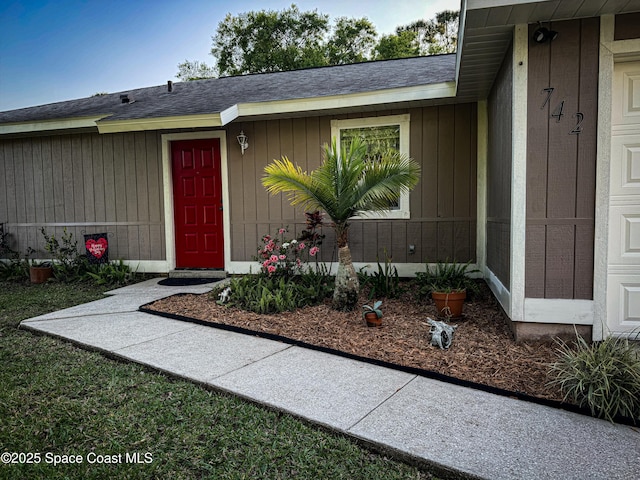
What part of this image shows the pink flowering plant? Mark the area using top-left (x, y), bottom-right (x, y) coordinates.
top-left (256, 227), bottom-right (319, 279)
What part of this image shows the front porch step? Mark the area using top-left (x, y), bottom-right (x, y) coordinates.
top-left (168, 270), bottom-right (227, 279)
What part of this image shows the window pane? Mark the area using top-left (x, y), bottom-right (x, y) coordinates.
top-left (340, 125), bottom-right (400, 162)
top-left (340, 125), bottom-right (401, 209)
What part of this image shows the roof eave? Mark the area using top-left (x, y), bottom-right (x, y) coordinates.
top-left (0, 115), bottom-right (109, 136)
top-left (0, 77), bottom-right (457, 136)
top-left (221, 82), bottom-right (457, 125)
top-left (96, 113), bottom-right (224, 134)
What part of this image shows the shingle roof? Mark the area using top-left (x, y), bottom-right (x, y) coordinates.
top-left (0, 55), bottom-right (456, 125)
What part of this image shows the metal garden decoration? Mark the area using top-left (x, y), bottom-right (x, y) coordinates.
top-left (218, 287), bottom-right (232, 304)
top-left (427, 318), bottom-right (458, 350)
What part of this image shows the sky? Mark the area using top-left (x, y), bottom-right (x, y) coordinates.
top-left (0, 0), bottom-right (459, 112)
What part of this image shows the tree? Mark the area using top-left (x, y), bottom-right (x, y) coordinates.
top-left (212, 5), bottom-right (329, 76)
top-left (177, 6), bottom-right (459, 79)
top-left (428, 10), bottom-right (459, 54)
top-left (176, 60), bottom-right (216, 81)
top-left (326, 17), bottom-right (377, 65)
top-left (397, 10), bottom-right (459, 55)
top-left (373, 30), bottom-right (420, 60)
top-left (262, 138), bottom-right (420, 311)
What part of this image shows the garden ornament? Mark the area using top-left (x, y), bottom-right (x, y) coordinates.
top-left (427, 318), bottom-right (457, 350)
top-left (218, 287), bottom-right (232, 304)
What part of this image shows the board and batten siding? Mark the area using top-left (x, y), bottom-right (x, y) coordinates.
top-left (525, 18), bottom-right (599, 299)
top-left (0, 132), bottom-right (165, 261)
top-left (226, 105), bottom-right (477, 266)
top-left (486, 42), bottom-right (513, 290)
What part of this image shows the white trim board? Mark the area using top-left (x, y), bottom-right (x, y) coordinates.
top-left (484, 266), bottom-right (511, 318)
top-left (221, 83), bottom-right (456, 125)
top-left (524, 298), bottom-right (594, 325)
top-left (510, 24), bottom-right (528, 323)
top-left (121, 260), bottom-right (169, 274)
top-left (476, 100), bottom-right (488, 272)
top-left (0, 115), bottom-right (108, 135)
top-left (98, 114), bottom-right (223, 134)
top-left (226, 261), bottom-right (483, 278)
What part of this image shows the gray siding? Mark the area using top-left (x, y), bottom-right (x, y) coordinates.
top-left (0, 132), bottom-right (165, 261)
top-left (1, 105), bottom-right (477, 269)
top-left (486, 43), bottom-right (513, 289)
top-left (227, 105), bottom-right (478, 265)
top-left (525, 18), bottom-right (599, 299)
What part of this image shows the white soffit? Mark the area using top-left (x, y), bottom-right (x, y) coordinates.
top-left (457, 0), bottom-right (640, 101)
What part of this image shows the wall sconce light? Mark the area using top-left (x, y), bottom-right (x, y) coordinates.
top-left (532, 23), bottom-right (558, 43)
top-left (237, 131), bottom-right (248, 155)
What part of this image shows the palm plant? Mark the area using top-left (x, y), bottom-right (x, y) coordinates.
top-left (262, 137), bottom-right (420, 310)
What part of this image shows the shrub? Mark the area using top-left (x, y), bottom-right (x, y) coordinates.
top-left (0, 258), bottom-right (28, 282)
top-left (213, 223), bottom-right (331, 314)
top-left (0, 225), bottom-right (27, 281)
top-left (84, 260), bottom-right (139, 286)
top-left (548, 331), bottom-right (640, 423)
top-left (0, 223), bottom-right (18, 259)
top-left (0, 247), bottom-right (42, 282)
top-left (213, 270), bottom-right (333, 314)
top-left (297, 211), bottom-right (325, 248)
top-left (41, 227), bottom-right (87, 282)
top-left (358, 251), bottom-right (401, 299)
top-left (255, 227), bottom-right (320, 279)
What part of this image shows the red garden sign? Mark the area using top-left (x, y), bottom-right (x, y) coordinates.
top-left (84, 233), bottom-right (109, 264)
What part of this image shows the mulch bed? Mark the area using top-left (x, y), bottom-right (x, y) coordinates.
top-left (144, 281), bottom-right (567, 404)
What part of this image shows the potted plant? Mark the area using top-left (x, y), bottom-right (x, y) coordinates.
top-left (23, 247), bottom-right (52, 284)
top-left (29, 259), bottom-right (53, 284)
top-left (416, 261), bottom-right (479, 319)
top-left (362, 300), bottom-right (383, 328)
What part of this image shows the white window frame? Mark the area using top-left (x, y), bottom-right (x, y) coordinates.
top-left (331, 114), bottom-right (411, 219)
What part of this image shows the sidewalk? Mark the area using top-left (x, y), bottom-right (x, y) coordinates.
top-left (20, 278), bottom-right (640, 480)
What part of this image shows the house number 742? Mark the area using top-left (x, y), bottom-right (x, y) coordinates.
top-left (540, 87), bottom-right (584, 135)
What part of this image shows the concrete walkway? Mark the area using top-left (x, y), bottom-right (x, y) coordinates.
top-left (20, 278), bottom-right (640, 480)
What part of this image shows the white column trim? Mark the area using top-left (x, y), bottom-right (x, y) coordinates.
top-left (593, 15), bottom-right (615, 342)
top-left (510, 24), bottom-right (528, 322)
top-left (476, 100), bottom-right (488, 272)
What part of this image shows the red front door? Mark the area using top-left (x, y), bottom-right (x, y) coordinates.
top-left (171, 139), bottom-right (224, 269)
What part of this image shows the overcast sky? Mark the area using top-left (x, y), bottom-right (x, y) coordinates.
top-left (0, 0), bottom-right (459, 112)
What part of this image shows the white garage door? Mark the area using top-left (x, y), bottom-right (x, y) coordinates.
top-left (607, 60), bottom-right (640, 336)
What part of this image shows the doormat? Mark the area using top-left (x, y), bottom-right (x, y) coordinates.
top-left (157, 278), bottom-right (220, 286)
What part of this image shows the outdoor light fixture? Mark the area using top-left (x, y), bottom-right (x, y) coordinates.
top-left (237, 131), bottom-right (248, 155)
top-left (532, 23), bottom-right (558, 43)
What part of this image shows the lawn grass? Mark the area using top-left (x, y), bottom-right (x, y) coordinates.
top-left (0, 281), bottom-right (438, 479)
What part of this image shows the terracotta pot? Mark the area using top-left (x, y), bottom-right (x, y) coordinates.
top-left (30, 266), bottom-right (53, 284)
top-left (432, 290), bottom-right (466, 319)
top-left (364, 312), bottom-right (382, 328)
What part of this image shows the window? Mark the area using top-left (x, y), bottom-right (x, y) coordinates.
top-left (331, 114), bottom-right (411, 219)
